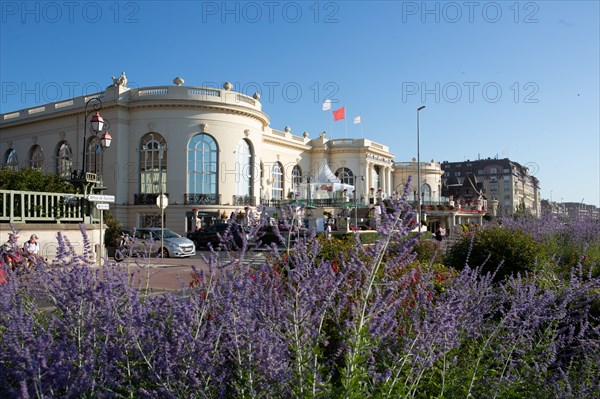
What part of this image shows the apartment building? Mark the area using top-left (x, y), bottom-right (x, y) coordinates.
top-left (441, 158), bottom-right (541, 217)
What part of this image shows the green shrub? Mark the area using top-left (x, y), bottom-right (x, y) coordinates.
top-left (444, 227), bottom-right (545, 281)
top-left (104, 211), bottom-right (124, 248)
top-left (413, 238), bottom-right (444, 264)
top-left (0, 166), bottom-right (76, 193)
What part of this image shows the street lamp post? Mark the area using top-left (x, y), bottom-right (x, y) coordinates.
top-left (353, 175), bottom-right (364, 231)
top-left (416, 105), bottom-right (426, 232)
top-left (80, 98), bottom-right (112, 201)
top-left (159, 143), bottom-right (167, 258)
top-left (79, 98), bottom-right (111, 262)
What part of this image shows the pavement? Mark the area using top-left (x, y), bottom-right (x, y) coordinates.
top-left (102, 250), bottom-right (269, 292)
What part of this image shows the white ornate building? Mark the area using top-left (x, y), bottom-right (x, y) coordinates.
top-left (1, 78), bottom-right (414, 233)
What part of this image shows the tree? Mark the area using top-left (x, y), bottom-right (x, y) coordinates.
top-left (0, 167), bottom-right (77, 193)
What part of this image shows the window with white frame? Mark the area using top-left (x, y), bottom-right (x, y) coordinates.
top-left (421, 183), bottom-right (431, 202)
top-left (29, 145), bottom-right (44, 169)
top-left (56, 141), bottom-right (72, 179)
top-left (335, 167), bottom-right (354, 186)
top-left (188, 133), bottom-right (217, 195)
top-left (236, 139), bottom-right (253, 196)
top-left (271, 162), bottom-right (284, 200)
top-left (140, 133), bottom-right (168, 194)
top-left (291, 165), bottom-right (302, 194)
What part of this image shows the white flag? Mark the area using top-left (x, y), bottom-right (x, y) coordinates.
top-left (322, 99), bottom-right (331, 111)
top-left (353, 115), bottom-right (361, 124)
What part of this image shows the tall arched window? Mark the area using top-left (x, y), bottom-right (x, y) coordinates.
top-left (56, 142), bottom-right (72, 179)
top-left (85, 135), bottom-right (108, 175)
top-left (140, 133), bottom-right (167, 194)
top-left (29, 145), bottom-right (44, 169)
top-left (236, 139), bottom-right (253, 196)
top-left (188, 133), bottom-right (218, 197)
top-left (291, 165), bottom-right (302, 193)
top-left (335, 167), bottom-right (354, 185)
top-left (5, 148), bottom-right (18, 170)
top-left (271, 162), bottom-right (283, 200)
top-left (421, 183), bottom-right (431, 202)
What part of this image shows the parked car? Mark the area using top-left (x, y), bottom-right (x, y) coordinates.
top-left (187, 222), bottom-right (250, 250)
top-left (253, 225), bottom-right (308, 247)
top-left (129, 228), bottom-right (196, 258)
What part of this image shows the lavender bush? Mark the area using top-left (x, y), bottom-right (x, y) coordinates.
top-left (1, 201), bottom-right (599, 398)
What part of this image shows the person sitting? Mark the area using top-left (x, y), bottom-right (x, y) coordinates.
top-left (23, 234), bottom-right (42, 268)
top-left (2, 233), bottom-right (24, 271)
top-left (119, 231), bottom-right (133, 248)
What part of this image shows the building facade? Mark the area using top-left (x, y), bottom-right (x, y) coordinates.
top-left (1, 78), bottom-right (407, 233)
top-left (441, 158), bottom-right (541, 217)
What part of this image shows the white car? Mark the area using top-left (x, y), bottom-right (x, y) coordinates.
top-left (132, 228), bottom-right (196, 258)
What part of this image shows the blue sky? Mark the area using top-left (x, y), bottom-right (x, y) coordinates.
top-left (1, 1), bottom-right (599, 206)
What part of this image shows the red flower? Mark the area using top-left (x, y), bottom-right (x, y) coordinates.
top-left (331, 262), bottom-right (339, 273)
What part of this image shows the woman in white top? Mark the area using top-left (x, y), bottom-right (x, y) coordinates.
top-left (23, 234), bottom-right (41, 268)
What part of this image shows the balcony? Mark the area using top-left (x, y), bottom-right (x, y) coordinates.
top-left (233, 195), bottom-right (256, 206)
top-left (184, 193), bottom-right (221, 205)
top-left (134, 193), bottom-right (169, 205)
top-left (260, 198), bottom-right (356, 208)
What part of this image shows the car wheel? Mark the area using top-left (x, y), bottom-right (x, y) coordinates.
top-left (157, 247), bottom-right (170, 258)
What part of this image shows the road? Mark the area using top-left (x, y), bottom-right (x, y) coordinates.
top-left (103, 249), bottom-right (270, 292)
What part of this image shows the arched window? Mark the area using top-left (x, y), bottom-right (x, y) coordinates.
top-left (140, 133), bottom-right (168, 194)
top-left (335, 167), bottom-right (354, 185)
top-left (5, 148), bottom-right (18, 170)
top-left (271, 162), bottom-right (283, 200)
top-left (85, 136), bottom-right (107, 175)
top-left (188, 133), bottom-right (218, 196)
top-left (236, 139), bottom-right (253, 196)
top-left (291, 165), bottom-right (302, 193)
top-left (56, 142), bottom-right (72, 179)
top-left (29, 145), bottom-right (44, 169)
top-left (421, 183), bottom-right (431, 202)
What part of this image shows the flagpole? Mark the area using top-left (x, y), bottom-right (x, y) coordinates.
top-left (330, 112), bottom-right (333, 139)
top-left (345, 110), bottom-right (348, 138)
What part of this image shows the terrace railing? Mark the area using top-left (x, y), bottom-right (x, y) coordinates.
top-left (134, 193), bottom-right (169, 205)
top-left (0, 190), bottom-right (87, 223)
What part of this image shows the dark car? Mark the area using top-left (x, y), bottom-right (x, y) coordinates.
top-left (253, 225), bottom-right (307, 248)
top-left (187, 222), bottom-right (250, 250)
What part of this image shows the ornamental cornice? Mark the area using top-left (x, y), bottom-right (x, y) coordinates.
top-left (0, 101), bottom-right (270, 130)
top-left (126, 102), bottom-right (270, 128)
top-left (0, 103), bottom-right (125, 129)
top-left (262, 136), bottom-right (310, 151)
top-left (365, 152), bottom-right (394, 164)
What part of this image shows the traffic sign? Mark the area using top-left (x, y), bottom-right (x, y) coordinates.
top-left (96, 203), bottom-right (110, 210)
top-left (88, 194), bottom-right (115, 203)
top-left (156, 194), bottom-right (169, 209)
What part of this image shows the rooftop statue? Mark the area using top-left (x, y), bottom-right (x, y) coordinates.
top-left (111, 72), bottom-right (128, 87)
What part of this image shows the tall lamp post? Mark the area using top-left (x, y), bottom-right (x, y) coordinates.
top-left (353, 175), bottom-right (364, 231)
top-left (81, 98), bottom-right (111, 183)
top-left (416, 105), bottom-right (426, 232)
top-left (80, 98), bottom-right (112, 186)
top-left (79, 97), bottom-right (111, 262)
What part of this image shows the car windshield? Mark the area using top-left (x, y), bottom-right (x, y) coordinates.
top-left (151, 229), bottom-right (181, 239)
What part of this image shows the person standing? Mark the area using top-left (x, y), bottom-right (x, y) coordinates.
top-left (325, 223), bottom-right (332, 241)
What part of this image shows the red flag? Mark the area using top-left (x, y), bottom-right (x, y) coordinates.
top-left (333, 106), bottom-right (345, 121)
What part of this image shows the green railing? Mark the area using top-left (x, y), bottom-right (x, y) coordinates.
top-left (0, 190), bottom-right (88, 223)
